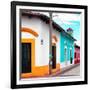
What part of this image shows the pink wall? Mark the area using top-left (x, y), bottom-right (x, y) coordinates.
top-left (74, 45), bottom-right (80, 64)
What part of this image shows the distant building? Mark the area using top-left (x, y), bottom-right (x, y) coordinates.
top-left (60, 28), bottom-right (76, 68)
top-left (74, 45), bottom-right (80, 64)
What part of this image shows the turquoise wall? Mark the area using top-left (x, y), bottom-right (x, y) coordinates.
top-left (60, 33), bottom-right (74, 63)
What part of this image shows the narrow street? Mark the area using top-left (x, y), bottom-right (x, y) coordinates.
top-left (49, 64), bottom-right (80, 77)
top-left (59, 64), bottom-right (80, 77)
top-left (22, 64), bottom-right (80, 78)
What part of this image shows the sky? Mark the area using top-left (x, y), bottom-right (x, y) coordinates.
top-left (52, 13), bottom-right (81, 46)
top-left (30, 11), bottom-right (81, 46)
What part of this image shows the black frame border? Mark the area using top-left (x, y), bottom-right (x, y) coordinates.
top-left (11, 1), bottom-right (88, 89)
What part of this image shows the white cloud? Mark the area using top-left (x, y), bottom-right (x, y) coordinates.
top-left (53, 13), bottom-right (81, 21)
top-left (53, 13), bottom-right (81, 25)
top-left (58, 19), bottom-right (73, 25)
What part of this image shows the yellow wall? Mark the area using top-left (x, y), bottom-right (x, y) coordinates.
top-left (21, 64), bottom-right (60, 78)
top-left (21, 39), bottom-right (60, 78)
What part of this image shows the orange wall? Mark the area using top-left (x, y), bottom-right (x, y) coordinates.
top-left (21, 64), bottom-right (60, 78)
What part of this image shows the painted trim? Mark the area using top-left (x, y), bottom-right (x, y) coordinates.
top-left (52, 43), bottom-right (56, 46)
top-left (64, 45), bottom-right (67, 49)
top-left (70, 47), bottom-right (72, 50)
top-left (21, 27), bottom-right (39, 37)
top-left (52, 35), bottom-right (58, 42)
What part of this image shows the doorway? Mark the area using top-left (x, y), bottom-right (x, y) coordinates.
top-left (52, 45), bottom-right (56, 69)
top-left (21, 43), bottom-right (32, 73)
top-left (64, 47), bottom-right (67, 65)
top-left (70, 49), bottom-right (73, 64)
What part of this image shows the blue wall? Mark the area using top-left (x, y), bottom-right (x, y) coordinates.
top-left (60, 33), bottom-right (74, 63)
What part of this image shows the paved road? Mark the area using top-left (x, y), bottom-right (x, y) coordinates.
top-left (59, 65), bottom-right (80, 77)
top-left (48, 64), bottom-right (80, 77)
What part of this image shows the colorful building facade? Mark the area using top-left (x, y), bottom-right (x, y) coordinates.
top-left (60, 32), bottom-right (75, 68)
top-left (21, 12), bottom-right (61, 78)
top-left (74, 45), bottom-right (80, 64)
top-left (20, 11), bottom-right (76, 78)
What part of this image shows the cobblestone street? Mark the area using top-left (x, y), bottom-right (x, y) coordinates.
top-left (59, 64), bottom-right (80, 77)
top-left (48, 64), bottom-right (80, 77)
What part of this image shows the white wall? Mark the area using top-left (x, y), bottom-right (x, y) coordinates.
top-left (40, 19), bottom-right (60, 65)
top-left (52, 28), bottom-right (60, 64)
top-left (22, 16), bottom-right (60, 66)
top-left (0, 0), bottom-right (89, 90)
top-left (22, 16), bottom-right (49, 66)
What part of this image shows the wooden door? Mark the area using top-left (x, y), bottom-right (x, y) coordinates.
top-left (21, 43), bottom-right (31, 73)
top-left (52, 45), bottom-right (56, 69)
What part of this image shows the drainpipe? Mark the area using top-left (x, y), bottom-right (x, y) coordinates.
top-left (49, 12), bottom-right (53, 75)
